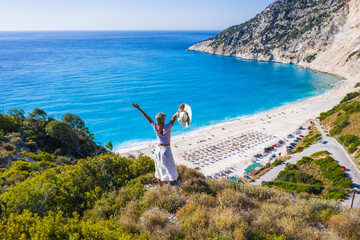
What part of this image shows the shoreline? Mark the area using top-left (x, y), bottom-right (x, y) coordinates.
top-left (115, 63), bottom-right (357, 178)
top-left (115, 78), bottom-right (340, 151)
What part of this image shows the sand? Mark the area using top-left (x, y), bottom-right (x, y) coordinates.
top-left (116, 75), bottom-right (358, 178)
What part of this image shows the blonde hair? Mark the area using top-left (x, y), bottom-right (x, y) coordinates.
top-left (155, 113), bottom-right (166, 130)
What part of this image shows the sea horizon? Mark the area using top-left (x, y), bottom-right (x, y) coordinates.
top-left (0, 30), bottom-right (341, 148)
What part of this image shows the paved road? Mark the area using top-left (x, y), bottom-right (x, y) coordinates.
top-left (252, 120), bottom-right (360, 208)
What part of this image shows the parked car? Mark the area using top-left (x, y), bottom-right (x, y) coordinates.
top-left (340, 165), bottom-right (346, 171)
top-left (322, 141), bottom-right (328, 144)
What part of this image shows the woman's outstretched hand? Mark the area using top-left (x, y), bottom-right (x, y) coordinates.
top-left (132, 103), bottom-right (140, 109)
top-left (179, 104), bottom-right (185, 112)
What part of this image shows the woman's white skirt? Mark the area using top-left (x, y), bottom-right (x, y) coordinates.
top-left (154, 145), bottom-right (178, 181)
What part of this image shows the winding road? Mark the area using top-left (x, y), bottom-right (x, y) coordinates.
top-left (252, 120), bottom-right (360, 208)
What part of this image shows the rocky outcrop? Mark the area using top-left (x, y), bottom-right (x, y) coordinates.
top-left (189, 0), bottom-right (360, 78)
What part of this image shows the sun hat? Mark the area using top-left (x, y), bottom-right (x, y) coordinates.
top-left (178, 104), bottom-right (192, 128)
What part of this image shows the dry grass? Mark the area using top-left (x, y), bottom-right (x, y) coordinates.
top-left (217, 188), bottom-right (258, 210)
top-left (321, 112), bottom-right (339, 131)
top-left (180, 178), bottom-right (212, 196)
top-left (144, 185), bottom-right (184, 213)
top-left (7, 132), bottom-right (22, 145)
top-left (328, 208), bottom-right (360, 240)
top-left (339, 112), bottom-right (360, 138)
top-left (298, 162), bottom-right (333, 186)
top-left (140, 207), bottom-right (169, 232)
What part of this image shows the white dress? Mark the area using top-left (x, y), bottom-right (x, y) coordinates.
top-left (151, 121), bottom-right (178, 181)
top-left (154, 145), bottom-right (178, 181)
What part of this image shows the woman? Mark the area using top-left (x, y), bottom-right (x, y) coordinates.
top-left (132, 103), bottom-right (184, 186)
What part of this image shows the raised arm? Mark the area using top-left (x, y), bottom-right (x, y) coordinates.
top-left (132, 103), bottom-right (153, 124)
top-left (170, 104), bottom-right (185, 125)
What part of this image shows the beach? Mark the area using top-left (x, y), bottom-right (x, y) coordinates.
top-left (116, 73), bottom-right (358, 178)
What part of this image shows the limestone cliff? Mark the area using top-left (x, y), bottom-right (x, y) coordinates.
top-left (189, 0), bottom-right (360, 79)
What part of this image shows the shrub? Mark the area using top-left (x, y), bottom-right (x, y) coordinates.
top-left (144, 185), bottom-right (184, 213)
top-left (235, 184), bottom-right (277, 201)
top-left (206, 178), bottom-right (232, 193)
top-left (0, 114), bottom-right (19, 134)
top-left (355, 82), bottom-right (360, 88)
top-left (343, 101), bottom-right (360, 114)
top-left (8, 132), bottom-right (22, 145)
top-left (333, 114), bottom-right (349, 125)
top-left (118, 200), bottom-right (147, 233)
top-left (56, 155), bottom-right (72, 165)
top-left (0, 209), bottom-right (146, 240)
top-left (189, 193), bottom-right (217, 208)
top-left (25, 140), bottom-right (38, 152)
top-left (329, 208), bottom-right (360, 240)
top-left (210, 207), bottom-right (241, 232)
top-left (140, 207), bottom-right (169, 233)
top-left (339, 135), bottom-right (360, 147)
top-left (3, 143), bottom-right (14, 151)
top-left (83, 182), bottom-right (146, 222)
top-left (0, 154), bottom-right (155, 217)
top-left (176, 201), bottom-right (210, 239)
top-left (217, 188), bottom-right (258, 210)
top-left (21, 150), bottom-right (55, 162)
top-left (315, 156), bottom-right (353, 189)
top-left (310, 151), bottom-right (330, 158)
top-left (180, 178), bottom-right (213, 196)
top-left (0, 148), bottom-right (10, 164)
top-left (330, 126), bottom-right (342, 136)
top-left (272, 159), bottom-right (283, 166)
top-left (176, 165), bottom-right (205, 181)
top-left (348, 145), bottom-right (358, 153)
top-left (297, 156), bottom-right (314, 165)
top-left (340, 92), bottom-right (360, 103)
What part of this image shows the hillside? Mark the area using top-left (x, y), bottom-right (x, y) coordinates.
top-left (319, 85), bottom-right (360, 166)
top-left (189, 0), bottom-right (360, 79)
top-left (1, 109), bottom-right (360, 239)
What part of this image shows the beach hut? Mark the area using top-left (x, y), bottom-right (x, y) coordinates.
top-left (228, 176), bottom-right (241, 183)
top-left (244, 162), bottom-right (261, 174)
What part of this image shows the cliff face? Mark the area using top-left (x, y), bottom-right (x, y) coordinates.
top-left (189, 0), bottom-right (360, 78)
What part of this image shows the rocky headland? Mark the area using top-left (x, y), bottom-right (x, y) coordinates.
top-left (189, 0), bottom-right (360, 79)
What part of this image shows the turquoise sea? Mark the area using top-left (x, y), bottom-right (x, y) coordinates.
top-left (0, 31), bottom-right (340, 148)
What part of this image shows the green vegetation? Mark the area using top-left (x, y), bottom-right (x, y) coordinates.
top-left (1, 107), bottom-right (360, 239)
top-left (339, 135), bottom-right (360, 154)
top-left (250, 157), bottom-right (289, 182)
top-left (310, 150), bottom-right (330, 158)
top-left (346, 50), bottom-right (360, 62)
top-left (319, 92), bottom-right (360, 161)
top-left (355, 82), bottom-right (360, 88)
top-left (0, 108), bottom-right (107, 167)
top-left (304, 54), bottom-right (317, 63)
top-left (263, 154), bottom-right (352, 200)
top-left (340, 92), bottom-right (360, 103)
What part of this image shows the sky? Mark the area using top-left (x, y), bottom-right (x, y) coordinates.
top-left (0, 0), bottom-right (275, 31)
